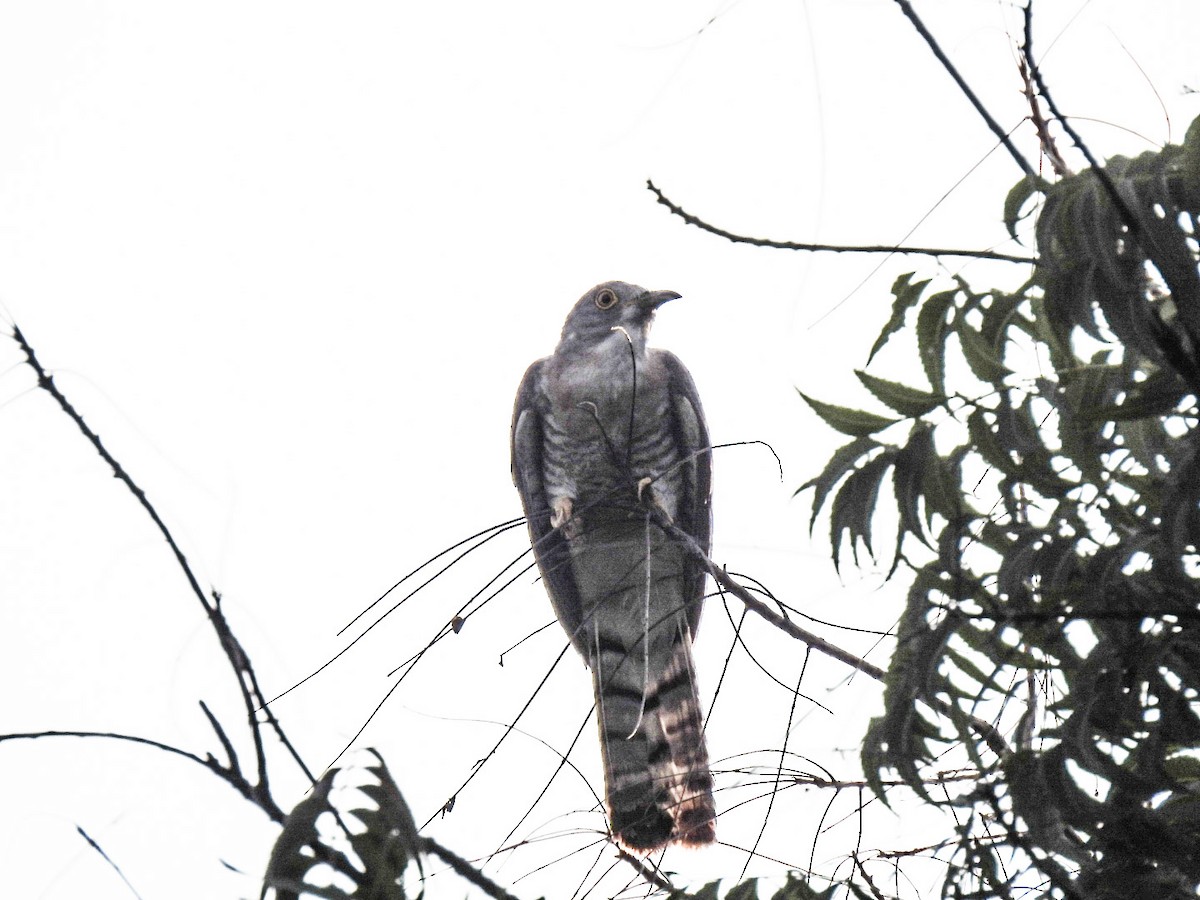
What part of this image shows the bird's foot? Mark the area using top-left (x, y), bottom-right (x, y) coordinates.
top-left (551, 497), bottom-right (580, 539)
top-left (636, 477), bottom-right (673, 524)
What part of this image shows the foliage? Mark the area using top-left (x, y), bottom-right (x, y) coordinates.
top-left (803, 116), bottom-right (1200, 896)
top-left (669, 874), bottom-right (837, 900)
top-left (264, 750), bottom-right (424, 900)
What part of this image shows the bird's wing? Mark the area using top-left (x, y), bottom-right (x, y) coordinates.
top-left (511, 358), bottom-right (587, 652)
top-left (658, 350), bottom-right (713, 638)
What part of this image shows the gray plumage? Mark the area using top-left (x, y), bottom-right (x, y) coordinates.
top-left (511, 281), bottom-right (715, 851)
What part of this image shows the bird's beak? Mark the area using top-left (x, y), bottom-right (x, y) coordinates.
top-left (637, 289), bottom-right (682, 311)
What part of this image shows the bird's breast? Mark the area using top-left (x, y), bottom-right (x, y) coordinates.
top-left (540, 346), bottom-right (679, 513)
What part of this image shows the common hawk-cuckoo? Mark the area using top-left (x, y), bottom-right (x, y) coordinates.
top-left (510, 281), bottom-right (715, 851)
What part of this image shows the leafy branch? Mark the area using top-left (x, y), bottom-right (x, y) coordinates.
top-left (798, 113), bottom-right (1200, 896)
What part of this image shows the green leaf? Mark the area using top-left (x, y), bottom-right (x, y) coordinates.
top-left (957, 321), bottom-right (1011, 384)
top-left (353, 753), bottom-right (424, 897)
top-left (993, 395), bottom-right (1061, 496)
top-left (831, 452), bottom-right (895, 571)
top-left (797, 435), bottom-right (881, 529)
top-left (921, 446), bottom-right (964, 526)
top-left (854, 370), bottom-right (943, 417)
top-left (799, 391), bottom-right (899, 436)
top-left (1163, 753), bottom-right (1200, 784)
top-left (868, 273), bottom-right (931, 363)
top-left (892, 425), bottom-right (936, 549)
top-left (769, 873), bottom-right (831, 900)
top-left (976, 290), bottom-right (1028, 351)
top-left (1085, 369), bottom-right (1185, 422)
top-left (724, 879), bottom-right (761, 900)
top-left (1181, 112), bottom-right (1200, 189)
top-left (264, 752), bottom-right (423, 900)
top-left (264, 770), bottom-right (339, 900)
top-left (915, 288), bottom-right (958, 395)
top-left (676, 880), bottom-right (722, 900)
top-left (1119, 416), bottom-right (1166, 474)
top-left (1028, 293), bottom-right (1074, 375)
top-left (1004, 174), bottom-right (1049, 242)
top-left (966, 407), bottom-right (1013, 474)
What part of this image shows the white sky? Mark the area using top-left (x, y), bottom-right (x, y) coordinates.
top-left (2, 1), bottom-right (1198, 898)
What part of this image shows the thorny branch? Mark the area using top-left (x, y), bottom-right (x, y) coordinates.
top-left (1018, 54), bottom-right (1072, 179)
top-left (11, 323), bottom-right (311, 809)
top-left (647, 181), bottom-right (1036, 265)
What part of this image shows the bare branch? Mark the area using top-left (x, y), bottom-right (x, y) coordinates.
top-left (1017, 54), bottom-right (1072, 178)
top-left (0, 730), bottom-right (285, 822)
top-left (890, 0), bottom-right (1036, 178)
top-left (647, 181), bottom-right (1035, 264)
top-left (615, 848), bottom-right (676, 893)
top-left (421, 837), bottom-right (523, 900)
top-left (643, 505), bottom-right (1012, 759)
top-left (9, 323), bottom-right (312, 808)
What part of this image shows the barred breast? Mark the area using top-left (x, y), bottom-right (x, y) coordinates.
top-left (540, 336), bottom-right (684, 523)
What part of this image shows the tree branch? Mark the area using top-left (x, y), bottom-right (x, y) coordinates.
top-left (421, 837), bottom-right (523, 900)
top-left (1020, 4), bottom-right (1200, 384)
top-left (647, 181), bottom-right (1035, 264)
top-left (0, 730), bottom-right (285, 822)
top-left (9, 323), bottom-right (312, 811)
top-left (644, 506), bottom-right (1011, 758)
top-left (890, 0), bottom-right (1036, 178)
top-left (616, 848), bottom-right (676, 893)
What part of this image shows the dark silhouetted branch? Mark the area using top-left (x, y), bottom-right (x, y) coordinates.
top-left (0, 730), bottom-right (285, 822)
top-left (421, 837), bottom-right (523, 900)
top-left (890, 0), bottom-right (1036, 178)
top-left (10, 324), bottom-right (311, 811)
top-left (647, 181), bottom-right (1035, 264)
top-left (643, 506), bottom-right (1011, 759)
top-left (616, 848), bottom-right (676, 892)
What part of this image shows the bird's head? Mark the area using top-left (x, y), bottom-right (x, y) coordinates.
top-left (556, 281), bottom-right (681, 352)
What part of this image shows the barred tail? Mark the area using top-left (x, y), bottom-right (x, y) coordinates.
top-left (594, 631), bottom-right (715, 851)
top-left (657, 637), bottom-right (716, 847)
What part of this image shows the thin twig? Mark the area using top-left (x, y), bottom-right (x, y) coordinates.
top-left (421, 643), bottom-right (572, 830)
top-left (421, 837), bottom-right (524, 900)
top-left (0, 731), bottom-right (285, 822)
top-left (642, 505), bottom-right (1012, 758)
top-left (76, 825), bottom-right (145, 900)
top-left (647, 181), bottom-right (1035, 264)
top-left (615, 848), bottom-right (676, 893)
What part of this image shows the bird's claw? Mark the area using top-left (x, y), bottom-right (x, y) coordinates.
top-left (551, 497), bottom-right (580, 539)
top-left (637, 477), bottom-right (673, 523)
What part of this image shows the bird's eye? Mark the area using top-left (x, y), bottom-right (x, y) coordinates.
top-left (594, 289), bottom-right (618, 310)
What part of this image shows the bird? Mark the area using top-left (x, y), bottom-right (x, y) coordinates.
top-left (511, 281), bottom-right (715, 852)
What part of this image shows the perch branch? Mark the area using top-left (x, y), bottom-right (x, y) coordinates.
top-left (644, 506), bottom-right (1011, 758)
